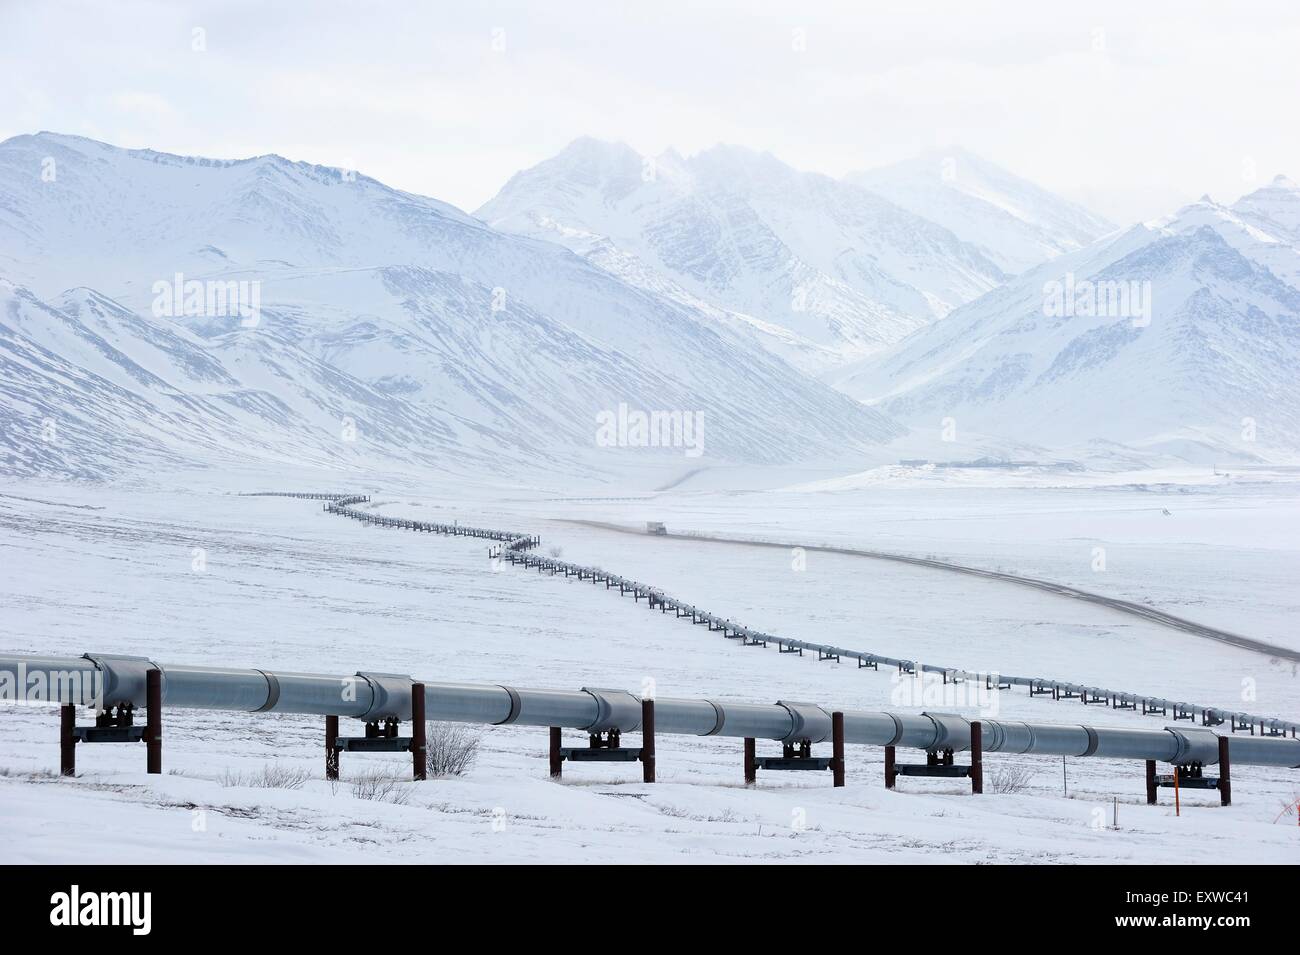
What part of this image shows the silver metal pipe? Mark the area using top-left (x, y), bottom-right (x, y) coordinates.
top-left (4, 651), bottom-right (1298, 768)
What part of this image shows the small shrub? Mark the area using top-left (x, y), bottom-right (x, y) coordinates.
top-left (990, 764), bottom-right (1034, 794)
top-left (425, 721), bottom-right (480, 777)
top-left (350, 770), bottom-right (412, 805)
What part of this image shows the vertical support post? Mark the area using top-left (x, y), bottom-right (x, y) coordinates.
top-left (1217, 736), bottom-right (1231, 807)
top-left (743, 737), bottom-right (756, 785)
top-left (549, 726), bottom-right (563, 779)
top-left (1173, 764), bottom-right (1181, 816)
top-left (884, 745), bottom-right (896, 789)
top-left (1144, 759), bottom-right (1156, 805)
top-left (325, 714), bottom-right (339, 780)
top-left (970, 720), bottom-right (983, 795)
top-left (640, 699), bottom-right (656, 784)
top-left (145, 668), bottom-right (162, 775)
top-left (60, 704), bottom-right (76, 777)
top-left (831, 712), bottom-right (845, 788)
top-left (411, 683), bottom-right (426, 782)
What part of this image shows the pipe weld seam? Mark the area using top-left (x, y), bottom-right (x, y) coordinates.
top-left (254, 669), bottom-right (280, 712)
top-left (704, 700), bottom-right (725, 736)
top-left (885, 712), bottom-right (904, 747)
top-left (1080, 726), bottom-right (1099, 758)
top-left (495, 685), bottom-right (522, 725)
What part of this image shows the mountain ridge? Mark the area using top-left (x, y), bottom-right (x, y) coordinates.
top-left (476, 137), bottom-right (1014, 374)
top-left (848, 146), bottom-right (1116, 276)
top-left (0, 132), bottom-right (902, 478)
top-left (832, 185), bottom-right (1300, 460)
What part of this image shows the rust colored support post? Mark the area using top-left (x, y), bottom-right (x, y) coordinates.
top-left (831, 711), bottom-right (845, 788)
top-left (325, 715), bottom-right (339, 780)
top-left (743, 737), bottom-right (756, 785)
top-left (1218, 736), bottom-right (1231, 807)
top-left (1144, 759), bottom-right (1156, 804)
top-left (145, 668), bottom-right (162, 775)
top-left (549, 726), bottom-right (563, 779)
top-left (885, 745), bottom-right (896, 789)
top-left (60, 704), bottom-right (76, 777)
top-left (640, 699), bottom-right (656, 784)
top-left (411, 683), bottom-right (427, 781)
top-left (970, 720), bottom-right (983, 795)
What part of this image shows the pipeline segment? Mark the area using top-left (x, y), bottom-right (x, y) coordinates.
top-left (3, 651), bottom-right (1298, 769)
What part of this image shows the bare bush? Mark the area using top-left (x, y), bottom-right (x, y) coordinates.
top-left (548, 545), bottom-right (564, 558)
top-left (990, 764), bottom-right (1034, 794)
top-left (350, 770), bottom-right (412, 805)
top-left (425, 721), bottom-right (480, 777)
top-left (220, 764), bottom-right (311, 790)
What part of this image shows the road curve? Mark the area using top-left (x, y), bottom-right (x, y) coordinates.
top-left (558, 520), bottom-right (1300, 665)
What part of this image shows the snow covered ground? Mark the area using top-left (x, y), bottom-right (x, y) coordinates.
top-left (1, 469), bottom-right (1297, 863)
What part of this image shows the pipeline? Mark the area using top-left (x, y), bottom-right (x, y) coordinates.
top-left (304, 493), bottom-right (1298, 739)
top-left (239, 492), bottom-right (358, 501)
top-left (2, 651), bottom-right (1298, 769)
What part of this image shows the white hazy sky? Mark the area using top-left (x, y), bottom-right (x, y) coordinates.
top-left (3, 0), bottom-right (1298, 225)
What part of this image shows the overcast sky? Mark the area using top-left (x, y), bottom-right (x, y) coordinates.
top-left (4, 0), bottom-right (1298, 224)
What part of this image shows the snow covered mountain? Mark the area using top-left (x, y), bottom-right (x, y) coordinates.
top-left (0, 132), bottom-right (902, 478)
top-left (1150, 187), bottom-right (1300, 291)
top-left (831, 182), bottom-right (1300, 460)
top-left (476, 138), bottom-right (1009, 373)
top-left (1233, 174), bottom-right (1300, 245)
top-left (0, 278), bottom-right (486, 478)
top-left (849, 147), bottom-right (1115, 276)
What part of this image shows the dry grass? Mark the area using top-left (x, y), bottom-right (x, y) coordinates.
top-left (219, 764), bottom-right (311, 790)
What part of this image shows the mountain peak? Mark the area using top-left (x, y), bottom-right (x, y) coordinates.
top-left (1235, 175), bottom-right (1300, 207)
top-left (686, 144), bottom-right (797, 190)
top-left (560, 135), bottom-right (633, 153)
top-left (1229, 172), bottom-right (1300, 245)
top-left (916, 144), bottom-right (995, 172)
top-left (553, 136), bottom-right (641, 165)
top-left (691, 143), bottom-right (784, 169)
top-left (30, 130), bottom-right (115, 148)
top-left (477, 135), bottom-right (1012, 373)
top-left (507, 137), bottom-right (646, 193)
top-left (5, 131), bottom-right (360, 187)
top-left (849, 148), bottom-right (1114, 274)
top-left (1149, 194), bottom-right (1236, 234)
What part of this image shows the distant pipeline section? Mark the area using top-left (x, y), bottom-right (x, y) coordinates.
top-left (300, 493), bottom-right (1298, 739)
